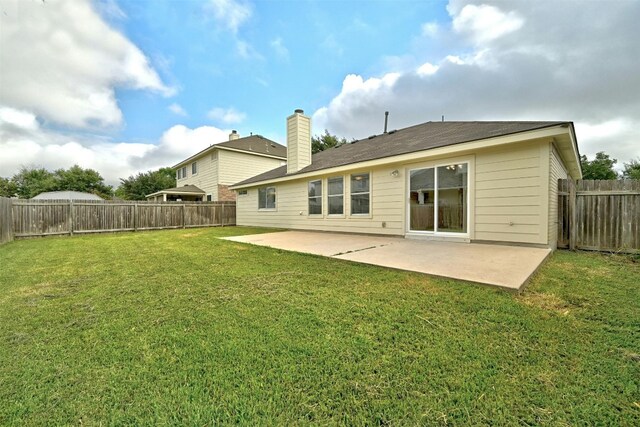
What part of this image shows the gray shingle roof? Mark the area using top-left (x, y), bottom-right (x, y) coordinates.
top-left (32, 191), bottom-right (104, 200)
top-left (152, 185), bottom-right (205, 194)
top-left (173, 135), bottom-right (286, 168)
top-left (233, 121), bottom-right (569, 187)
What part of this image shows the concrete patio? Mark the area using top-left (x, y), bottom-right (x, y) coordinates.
top-left (222, 231), bottom-right (551, 290)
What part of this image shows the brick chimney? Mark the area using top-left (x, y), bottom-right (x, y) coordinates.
top-left (286, 109), bottom-right (311, 174)
top-left (229, 130), bottom-right (239, 141)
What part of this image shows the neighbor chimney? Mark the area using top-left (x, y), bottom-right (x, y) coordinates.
top-left (286, 109), bottom-right (311, 174)
top-left (229, 130), bottom-right (239, 141)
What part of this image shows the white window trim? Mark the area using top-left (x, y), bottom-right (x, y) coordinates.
top-left (327, 175), bottom-right (345, 218)
top-left (405, 158), bottom-right (471, 238)
top-left (258, 186), bottom-right (277, 211)
top-left (191, 162), bottom-right (198, 176)
top-left (308, 179), bottom-right (323, 217)
top-left (349, 171), bottom-right (371, 217)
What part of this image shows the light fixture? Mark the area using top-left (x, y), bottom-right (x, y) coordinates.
top-left (391, 169), bottom-right (400, 178)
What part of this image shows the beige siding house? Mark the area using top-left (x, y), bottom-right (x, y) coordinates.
top-left (230, 111), bottom-right (581, 248)
top-left (146, 131), bottom-right (286, 202)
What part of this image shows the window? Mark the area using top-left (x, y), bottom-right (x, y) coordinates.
top-left (176, 169), bottom-right (181, 180)
top-left (409, 163), bottom-right (468, 234)
top-left (192, 162), bottom-right (197, 175)
top-left (258, 186), bottom-right (276, 209)
top-left (206, 194), bottom-right (212, 201)
top-left (327, 176), bottom-right (344, 215)
top-left (308, 180), bottom-right (322, 215)
top-left (350, 173), bottom-right (370, 215)
top-left (238, 190), bottom-right (248, 195)
top-left (181, 166), bottom-right (187, 179)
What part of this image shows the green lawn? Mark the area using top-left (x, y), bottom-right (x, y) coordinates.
top-left (0, 227), bottom-right (638, 426)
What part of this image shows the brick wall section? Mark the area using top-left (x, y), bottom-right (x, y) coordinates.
top-left (217, 184), bottom-right (236, 201)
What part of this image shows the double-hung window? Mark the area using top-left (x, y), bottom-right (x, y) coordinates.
top-left (327, 176), bottom-right (344, 215)
top-left (350, 173), bottom-right (370, 215)
top-left (192, 162), bottom-right (197, 175)
top-left (258, 186), bottom-right (276, 209)
top-left (308, 180), bottom-right (322, 215)
top-left (181, 166), bottom-right (187, 179)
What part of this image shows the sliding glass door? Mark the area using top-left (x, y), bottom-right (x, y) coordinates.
top-left (408, 163), bottom-right (468, 234)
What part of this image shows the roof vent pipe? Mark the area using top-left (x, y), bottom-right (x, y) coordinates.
top-left (384, 111), bottom-right (389, 133)
top-left (441, 115), bottom-right (445, 122)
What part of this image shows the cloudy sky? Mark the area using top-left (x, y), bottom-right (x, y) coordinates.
top-left (1, 0), bottom-right (638, 186)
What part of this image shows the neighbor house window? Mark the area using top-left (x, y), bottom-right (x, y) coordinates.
top-left (258, 186), bottom-right (276, 209)
top-left (192, 162), bottom-right (197, 175)
top-left (350, 173), bottom-right (370, 215)
top-left (308, 180), bottom-right (322, 215)
top-left (206, 194), bottom-right (212, 201)
top-left (238, 190), bottom-right (248, 195)
top-left (176, 169), bottom-right (181, 180)
top-left (181, 166), bottom-right (187, 179)
top-left (327, 176), bottom-right (344, 215)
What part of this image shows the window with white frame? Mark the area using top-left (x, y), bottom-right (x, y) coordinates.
top-left (192, 162), bottom-right (197, 175)
top-left (308, 180), bottom-right (322, 215)
top-left (181, 166), bottom-right (187, 179)
top-left (176, 169), bottom-right (181, 180)
top-left (350, 173), bottom-right (370, 215)
top-left (327, 176), bottom-right (344, 215)
top-left (258, 186), bottom-right (276, 209)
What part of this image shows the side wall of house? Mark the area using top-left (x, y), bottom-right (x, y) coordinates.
top-left (548, 144), bottom-right (569, 249)
top-left (177, 151), bottom-right (219, 200)
top-left (218, 150), bottom-right (285, 186)
top-left (236, 139), bottom-right (554, 246)
top-left (474, 140), bottom-right (550, 245)
top-left (236, 165), bottom-right (406, 235)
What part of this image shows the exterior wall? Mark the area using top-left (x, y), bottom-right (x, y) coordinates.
top-left (474, 140), bottom-right (550, 245)
top-left (217, 184), bottom-right (236, 201)
top-left (237, 138), bottom-right (555, 246)
top-left (237, 165), bottom-right (405, 235)
top-left (548, 144), bottom-right (569, 249)
top-left (217, 149), bottom-right (284, 186)
top-left (177, 150), bottom-right (219, 200)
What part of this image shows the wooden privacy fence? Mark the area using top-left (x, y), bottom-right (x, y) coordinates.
top-left (558, 179), bottom-right (640, 253)
top-left (1, 199), bottom-right (235, 240)
top-left (0, 197), bottom-right (12, 245)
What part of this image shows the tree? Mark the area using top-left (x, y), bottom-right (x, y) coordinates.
top-left (54, 165), bottom-right (113, 199)
top-left (312, 130), bottom-right (349, 154)
top-left (0, 177), bottom-right (18, 198)
top-left (580, 151), bottom-right (619, 180)
top-left (116, 167), bottom-right (176, 200)
top-left (9, 165), bottom-right (113, 199)
top-left (622, 158), bottom-right (640, 180)
top-left (11, 167), bottom-right (57, 199)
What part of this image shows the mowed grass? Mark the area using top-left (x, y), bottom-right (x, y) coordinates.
top-left (0, 227), bottom-right (638, 426)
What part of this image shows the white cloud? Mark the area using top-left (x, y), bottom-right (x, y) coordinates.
top-left (0, 0), bottom-right (173, 130)
top-left (207, 107), bottom-right (247, 125)
top-left (450, 3), bottom-right (524, 44)
top-left (207, 0), bottom-right (252, 34)
top-left (0, 105), bottom-right (229, 185)
top-left (417, 62), bottom-right (439, 76)
top-left (270, 37), bottom-right (290, 60)
top-left (313, 0), bottom-right (640, 165)
top-left (168, 103), bottom-right (188, 116)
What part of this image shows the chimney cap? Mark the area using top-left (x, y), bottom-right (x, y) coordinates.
top-left (294, 109), bottom-right (304, 114)
top-left (231, 129), bottom-right (237, 134)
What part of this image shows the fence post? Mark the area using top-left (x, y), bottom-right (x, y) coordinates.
top-left (569, 179), bottom-right (576, 250)
top-left (133, 202), bottom-right (138, 231)
top-left (69, 200), bottom-right (74, 236)
top-left (182, 204), bottom-right (186, 228)
top-left (221, 203), bottom-right (225, 227)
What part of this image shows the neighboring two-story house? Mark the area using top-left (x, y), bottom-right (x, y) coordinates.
top-left (146, 131), bottom-right (286, 202)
